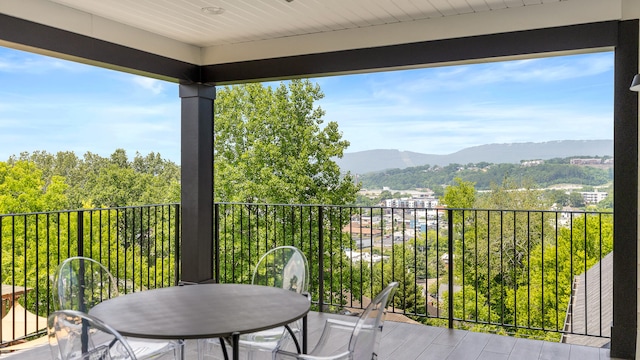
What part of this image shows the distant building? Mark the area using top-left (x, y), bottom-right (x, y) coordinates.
top-left (342, 222), bottom-right (381, 236)
top-left (521, 160), bottom-right (544, 167)
top-left (344, 250), bottom-right (387, 263)
top-left (580, 190), bottom-right (608, 203)
top-left (382, 197), bottom-right (439, 209)
top-left (570, 158), bottom-right (602, 165)
top-left (441, 253), bottom-right (454, 265)
top-left (558, 207), bottom-right (584, 227)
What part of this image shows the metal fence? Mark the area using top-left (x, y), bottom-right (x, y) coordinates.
top-left (213, 203), bottom-right (613, 342)
top-left (0, 204), bottom-right (180, 345)
top-left (0, 203), bottom-right (612, 345)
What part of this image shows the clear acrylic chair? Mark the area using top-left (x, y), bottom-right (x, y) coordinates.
top-left (48, 309), bottom-right (149, 360)
top-left (53, 256), bottom-right (182, 359)
top-left (54, 256), bottom-right (120, 313)
top-left (274, 281), bottom-right (399, 360)
top-left (199, 246), bottom-right (309, 360)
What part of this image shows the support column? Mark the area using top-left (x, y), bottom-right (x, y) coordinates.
top-left (612, 19), bottom-right (639, 359)
top-left (179, 83), bottom-right (216, 283)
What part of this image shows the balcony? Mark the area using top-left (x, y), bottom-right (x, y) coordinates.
top-left (1, 313), bottom-right (614, 359)
top-left (0, 1), bottom-right (638, 357)
top-left (0, 203), bottom-right (616, 358)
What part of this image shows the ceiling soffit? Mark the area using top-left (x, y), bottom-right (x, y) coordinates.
top-left (0, 0), bottom-right (625, 66)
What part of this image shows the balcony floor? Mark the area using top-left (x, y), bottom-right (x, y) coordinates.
top-left (2, 312), bottom-right (618, 360)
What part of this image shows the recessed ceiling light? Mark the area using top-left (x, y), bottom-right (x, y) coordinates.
top-left (202, 6), bottom-right (225, 15)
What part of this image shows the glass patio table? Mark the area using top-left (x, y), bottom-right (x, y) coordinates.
top-left (89, 283), bottom-right (310, 360)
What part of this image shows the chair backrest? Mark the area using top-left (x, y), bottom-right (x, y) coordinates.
top-left (251, 246), bottom-right (309, 294)
top-left (348, 282), bottom-right (399, 360)
top-left (54, 257), bottom-right (119, 312)
top-left (48, 309), bottom-right (137, 360)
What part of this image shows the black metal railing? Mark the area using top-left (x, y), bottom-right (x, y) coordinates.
top-left (0, 204), bottom-right (180, 345)
top-left (213, 203), bottom-right (613, 342)
top-left (0, 202), bottom-right (612, 345)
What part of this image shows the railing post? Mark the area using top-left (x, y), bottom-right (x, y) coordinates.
top-left (318, 206), bottom-right (324, 313)
top-left (214, 203), bottom-right (220, 283)
top-left (175, 204), bottom-right (180, 285)
top-left (77, 210), bottom-right (84, 257)
top-left (447, 209), bottom-right (454, 329)
top-left (76, 210), bottom-right (89, 350)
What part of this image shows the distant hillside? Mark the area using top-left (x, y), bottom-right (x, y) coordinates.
top-left (336, 140), bottom-right (613, 174)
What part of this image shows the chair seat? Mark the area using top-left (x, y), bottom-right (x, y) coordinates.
top-left (48, 310), bottom-right (180, 360)
top-left (197, 246), bottom-right (309, 360)
top-left (201, 326), bottom-right (290, 353)
top-left (240, 326), bottom-right (285, 344)
top-left (127, 338), bottom-right (181, 358)
top-left (274, 282), bottom-right (399, 360)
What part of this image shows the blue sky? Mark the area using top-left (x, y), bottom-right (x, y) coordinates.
top-left (0, 46), bottom-right (613, 165)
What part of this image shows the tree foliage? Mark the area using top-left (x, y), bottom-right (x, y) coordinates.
top-left (213, 80), bottom-right (358, 205)
top-left (1, 151), bottom-right (181, 319)
top-left (359, 161), bottom-right (612, 191)
top-left (0, 161), bottom-right (68, 214)
top-left (442, 177), bottom-right (476, 209)
top-left (211, 80), bottom-right (362, 309)
top-left (441, 176), bottom-right (614, 340)
top-left (8, 150), bottom-right (180, 209)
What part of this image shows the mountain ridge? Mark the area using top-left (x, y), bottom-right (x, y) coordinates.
top-left (336, 140), bottom-right (613, 174)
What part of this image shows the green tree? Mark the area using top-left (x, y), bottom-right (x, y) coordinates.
top-left (441, 177), bottom-right (476, 209)
top-left (452, 177), bottom-right (554, 331)
top-left (475, 177), bottom-right (549, 210)
top-left (365, 244), bottom-right (426, 320)
top-left (214, 80), bottom-right (358, 205)
top-left (212, 80), bottom-right (360, 309)
top-left (568, 192), bottom-right (586, 208)
top-left (10, 150), bottom-right (180, 209)
top-left (353, 193), bottom-right (378, 206)
top-left (0, 161), bottom-right (68, 214)
top-left (378, 190), bottom-right (393, 201)
top-left (359, 159), bottom-right (612, 191)
top-left (388, 244), bottom-right (426, 313)
top-left (503, 213), bottom-right (613, 339)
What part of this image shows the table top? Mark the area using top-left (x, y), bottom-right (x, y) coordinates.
top-left (89, 283), bottom-right (310, 340)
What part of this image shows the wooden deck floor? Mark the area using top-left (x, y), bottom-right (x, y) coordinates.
top-left (1, 312), bottom-right (619, 360)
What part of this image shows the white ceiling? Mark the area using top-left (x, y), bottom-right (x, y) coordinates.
top-left (49, 0), bottom-right (544, 47)
top-left (0, 0), bottom-right (636, 66)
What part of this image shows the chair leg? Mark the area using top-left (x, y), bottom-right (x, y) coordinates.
top-left (176, 340), bottom-right (184, 360)
top-left (197, 340), bottom-right (205, 360)
top-left (197, 338), bottom-right (230, 360)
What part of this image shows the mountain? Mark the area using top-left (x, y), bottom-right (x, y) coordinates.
top-left (336, 140), bottom-right (613, 174)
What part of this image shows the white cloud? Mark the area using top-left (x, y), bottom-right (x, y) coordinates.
top-left (333, 97), bottom-right (612, 154)
top-left (0, 50), bottom-right (90, 74)
top-left (131, 76), bottom-right (165, 95)
top-left (370, 52), bottom-right (614, 93)
top-left (0, 47), bottom-right (613, 164)
top-left (315, 52), bottom-right (614, 155)
top-left (102, 103), bottom-right (176, 116)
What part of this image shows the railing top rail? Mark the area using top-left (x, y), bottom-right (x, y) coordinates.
top-left (442, 207), bottom-right (612, 215)
top-left (1, 202), bottom-right (613, 217)
top-left (0, 203), bottom-right (181, 217)
top-left (213, 202), bottom-right (612, 216)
